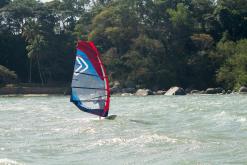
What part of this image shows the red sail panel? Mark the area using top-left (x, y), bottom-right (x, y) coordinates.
top-left (88, 41), bottom-right (110, 114)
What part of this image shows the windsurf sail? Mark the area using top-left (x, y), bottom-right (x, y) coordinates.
top-left (70, 40), bottom-right (110, 117)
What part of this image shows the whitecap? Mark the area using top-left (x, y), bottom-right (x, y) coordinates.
top-left (94, 133), bottom-right (177, 147)
top-left (215, 111), bottom-right (226, 117)
top-left (236, 117), bottom-right (246, 123)
top-left (0, 158), bottom-right (25, 165)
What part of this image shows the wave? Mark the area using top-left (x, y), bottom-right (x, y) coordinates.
top-left (214, 111), bottom-right (247, 124)
top-left (94, 134), bottom-right (178, 147)
top-left (0, 159), bottom-right (25, 165)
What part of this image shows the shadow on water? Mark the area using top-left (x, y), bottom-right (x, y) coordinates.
top-left (90, 116), bottom-right (154, 125)
top-left (129, 119), bottom-right (154, 125)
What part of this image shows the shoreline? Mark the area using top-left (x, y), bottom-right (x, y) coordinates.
top-left (0, 84), bottom-right (246, 96)
top-left (0, 86), bottom-right (70, 95)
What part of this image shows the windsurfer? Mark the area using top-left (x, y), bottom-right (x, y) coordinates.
top-left (98, 96), bottom-right (104, 120)
top-left (70, 40), bottom-right (111, 119)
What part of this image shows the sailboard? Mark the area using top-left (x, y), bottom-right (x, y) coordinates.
top-left (70, 40), bottom-right (111, 118)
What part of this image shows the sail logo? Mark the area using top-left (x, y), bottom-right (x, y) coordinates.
top-left (74, 56), bottom-right (88, 76)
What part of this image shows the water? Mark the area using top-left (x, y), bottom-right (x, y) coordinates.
top-left (0, 95), bottom-right (247, 165)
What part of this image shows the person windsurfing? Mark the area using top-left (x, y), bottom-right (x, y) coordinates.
top-left (98, 96), bottom-right (104, 120)
top-left (70, 40), bottom-right (116, 120)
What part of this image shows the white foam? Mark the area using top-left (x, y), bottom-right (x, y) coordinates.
top-left (236, 117), bottom-right (246, 123)
top-left (0, 158), bottom-right (25, 165)
top-left (215, 111), bottom-right (226, 117)
top-left (95, 134), bottom-right (178, 146)
top-left (84, 128), bottom-right (96, 134)
top-left (214, 111), bottom-right (247, 124)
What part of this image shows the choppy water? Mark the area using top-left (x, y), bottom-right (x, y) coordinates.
top-left (0, 95), bottom-right (247, 165)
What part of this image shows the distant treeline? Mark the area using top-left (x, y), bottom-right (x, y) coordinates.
top-left (0, 0), bottom-right (247, 90)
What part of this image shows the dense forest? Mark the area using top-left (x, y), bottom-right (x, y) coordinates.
top-left (0, 0), bottom-right (247, 90)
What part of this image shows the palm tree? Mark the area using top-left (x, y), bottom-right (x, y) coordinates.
top-left (23, 20), bottom-right (47, 84)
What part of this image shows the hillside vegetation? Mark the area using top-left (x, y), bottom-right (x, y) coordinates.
top-left (0, 0), bottom-right (247, 90)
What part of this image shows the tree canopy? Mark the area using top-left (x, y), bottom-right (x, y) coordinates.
top-left (0, 0), bottom-right (246, 90)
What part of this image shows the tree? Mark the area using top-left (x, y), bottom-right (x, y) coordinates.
top-left (216, 0), bottom-right (247, 41)
top-left (0, 65), bottom-right (17, 84)
top-left (26, 34), bottom-right (48, 84)
top-left (0, 0), bottom-right (10, 8)
top-left (217, 39), bottom-right (247, 89)
top-left (191, 0), bottom-right (215, 32)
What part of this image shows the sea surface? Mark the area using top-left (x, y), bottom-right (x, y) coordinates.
top-left (0, 95), bottom-right (247, 165)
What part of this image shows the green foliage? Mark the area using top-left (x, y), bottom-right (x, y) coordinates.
top-left (122, 35), bottom-right (166, 88)
top-left (0, 0), bottom-right (247, 90)
top-left (167, 3), bottom-right (192, 28)
top-left (216, 0), bottom-right (247, 41)
top-left (0, 65), bottom-right (17, 84)
top-left (217, 39), bottom-right (247, 89)
top-left (90, 2), bottom-right (138, 54)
